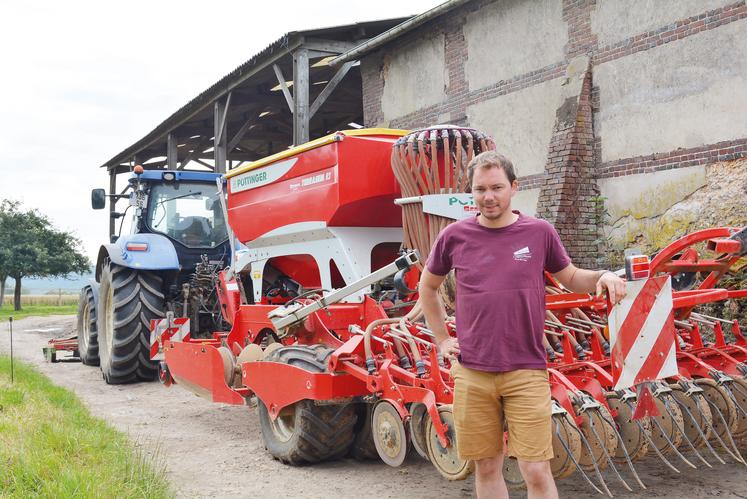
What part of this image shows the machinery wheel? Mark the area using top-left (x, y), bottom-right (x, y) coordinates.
top-left (606, 392), bottom-right (649, 463)
top-left (76, 286), bottom-right (99, 366)
top-left (372, 400), bottom-right (410, 467)
top-left (408, 403), bottom-right (430, 461)
top-left (695, 378), bottom-right (738, 443)
top-left (728, 378), bottom-right (747, 441)
top-left (550, 411), bottom-right (583, 479)
top-left (669, 384), bottom-right (712, 448)
top-left (350, 403), bottom-right (380, 461)
top-left (257, 345), bottom-right (357, 465)
top-left (97, 260), bottom-right (164, 384)
top-left (425, 405), bottom-right (474, 480)
top-left (650, 392), bottom-right (684, 455)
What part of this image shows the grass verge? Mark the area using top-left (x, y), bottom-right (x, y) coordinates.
top-left (0, 356), bottom-right (173, 498)
top-left (0, 304), bottom-right (77, 321)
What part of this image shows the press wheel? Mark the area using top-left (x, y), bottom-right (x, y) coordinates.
top-left (408, 403), bottom-right (430, 461)
top-left (669, 384), bottom-right (712, 448)
top-left (574, 403), bottom-right (617, 471)
top-left (372, 400), bottom-right (409, 467)
top-left (606, 392), bottom-right (649, 463)
top-left (649, 392), bottom-right (684, 454)
top-left (551, 411), bottom-right (583, 478)
top-left (728, 377), bottom-right (747, 440)
top-left (695, 378), bottom-right (738, 443)
top-left (425, 405), bottom-right (474, 480)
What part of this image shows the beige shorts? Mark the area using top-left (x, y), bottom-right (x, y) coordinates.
top-left (450, 363), bottom-right (553, 462)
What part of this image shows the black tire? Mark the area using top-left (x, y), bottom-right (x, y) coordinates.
top-left (77, 286), bottom-right (99, 366)
top-left (97, 260), bottom-right (165, 384)
top-left (258, 344), bottom-right (357, 465)
top-left (350, 403), bottom-right (380, 460)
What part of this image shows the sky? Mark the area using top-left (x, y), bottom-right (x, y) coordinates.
top-left (0, 0), bottom-right (443, 265)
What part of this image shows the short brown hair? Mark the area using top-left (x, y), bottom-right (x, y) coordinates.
top-left (466, 151), bottom-right (517, 192)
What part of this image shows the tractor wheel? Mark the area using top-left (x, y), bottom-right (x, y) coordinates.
top-left (97, 260), bottom-right (165, 384)
top-left (76, 286), bottom-right (99, 366)
top-left (350, 403), bottom-right (380, 461)
top-left (257, 345), bottom-right (357, 465)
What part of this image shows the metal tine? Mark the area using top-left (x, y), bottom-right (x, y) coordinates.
top-left (670, 393), bottom-right (725, 465)
top-left (544, 329), bottom-right (564, 337)
top-left (565, 316), bottom-right (595, 330)
top-left (646, 399), bottom-right (697, 469)
top-left (567, 418), bottom-right (614, 497)
top-left (674, 320), bottom-right (693, 330)
top-left (545, 319), bottom-right (592, 336)
top-left (553, 417), bottom-right (605, 495)
top-left (721, 382), bottom-right (747, 419)
top-left (701, 397), bottom-right (747, 465)
top-left (597, 411), bottom-right (647, 488)
top-left (622, 400), bottom-right (681, 473)
top-left (689, 315), bottom-right (717, 326)
top-left (659, 395), bottom-right (712, 468)
top-left (585, 409), bottom-right (633, 492)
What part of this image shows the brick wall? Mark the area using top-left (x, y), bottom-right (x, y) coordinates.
top-left (360, 0), bottom-right (747, 266)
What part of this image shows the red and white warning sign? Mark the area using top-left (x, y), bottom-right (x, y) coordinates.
top-left (149, 317), bottom-right (191, 361)
top-left (608, 275), bottom-right (678, 390)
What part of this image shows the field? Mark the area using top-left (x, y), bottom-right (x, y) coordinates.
top-left (0, 355), bottom-right (172, 498)
top-left (2, 294), bottom-right (78, 307)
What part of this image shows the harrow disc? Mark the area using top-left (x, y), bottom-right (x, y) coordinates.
top-left (408, 403), bottom-right (430, 461)
top-left (669, 384), bottom-right (712, 448)
top-left (606, 393), bottom-right (649, 463)
top-left (372, 400), bottom-right (409, 467)
top-left (574, 403), bottom-right (617, 471)
top-left (550, 411), bottom-right (583, 479)
top-left (728, 377), bottom-right (747, 441)
top-left (425, 405), bottom-right (474, 480)
top-left (650, 392), bottom-right (684, 455)
top-left (694, 378), bottom-right (738, 443)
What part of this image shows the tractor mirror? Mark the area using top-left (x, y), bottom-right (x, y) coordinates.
top-left (91, 189), bottom-right (106, 210)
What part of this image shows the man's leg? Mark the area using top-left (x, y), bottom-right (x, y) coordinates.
top-left (518, 459), bottom-right (558, 499)
top-left (474, 453), bottom-right (508, 499)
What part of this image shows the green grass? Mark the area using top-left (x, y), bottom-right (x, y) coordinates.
top-left (0, 304), bottom-right (77, 321)
top-left (0, 356), bottom-right (173, 498)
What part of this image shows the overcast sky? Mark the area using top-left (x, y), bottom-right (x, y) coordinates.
top-left (0, 1), bottom-right (442, 264)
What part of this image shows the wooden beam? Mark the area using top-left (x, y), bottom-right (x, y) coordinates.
top-left (228, 117), bottom-right (257, 151)
top-left (214, 98), bottom-right (228, 173)
top-left (272, 64), bottom-right (294, 113)
top-left (309, 61), bottom-right (355, 120)
top-left (179, 136), bottom-right (211, 170)
top-left (215, 92), bottom-right (232, 144)
top-left (167, 132), bottom-right (178, 169)
top-left (303, 38), bottom-right (360, 55)
top-left (293, 48), bottom-right (309, 145)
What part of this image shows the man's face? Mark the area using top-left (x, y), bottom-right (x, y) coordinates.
top-left (470, 166), bottom-right (517, 220)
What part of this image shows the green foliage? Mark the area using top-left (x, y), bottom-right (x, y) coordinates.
top-left (0, 199), bottom-right (91, 310)
top-left (0, 356), bottom-right (173, 498)
top-left (0, 304), bottom-right (77, 321)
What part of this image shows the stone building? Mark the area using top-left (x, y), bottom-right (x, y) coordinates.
top-left (337, 0), bottom-right (747, 267)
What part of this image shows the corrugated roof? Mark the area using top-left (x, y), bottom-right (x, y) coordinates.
top-left (102, 17), bottom-right (410, 170)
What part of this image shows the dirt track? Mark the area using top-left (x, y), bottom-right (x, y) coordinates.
top-left (2, 315), bottom-right (746, 498)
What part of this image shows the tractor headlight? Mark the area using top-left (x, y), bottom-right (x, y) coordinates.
top-left (163, 172), bottom-right (176, 181)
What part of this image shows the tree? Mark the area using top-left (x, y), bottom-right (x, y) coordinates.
top-left (0, 199), bottom-right (90, 311)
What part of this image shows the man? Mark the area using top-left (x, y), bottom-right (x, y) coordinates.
top-left (419, 151), bottom-right (626, 499)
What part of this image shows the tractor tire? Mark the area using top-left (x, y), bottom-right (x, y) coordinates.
top-left (97, 260), bottom-right (165, 384)
top-left (76, 286), bottom-right (99, 366)
top-left (257, 344), bottom-right (357, 465)
top-left (350, 402), bottom-right (380, 461)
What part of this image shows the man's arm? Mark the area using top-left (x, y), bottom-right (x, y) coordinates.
top-left (419, 269), bottom-right (460, 358)
top-left (552, 263), bottom-right (627, 305)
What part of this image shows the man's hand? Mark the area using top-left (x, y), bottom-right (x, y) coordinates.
top-left (438, 337), bottom-right (460, 359)
top-left (596, 271), bottom-right (627, 305)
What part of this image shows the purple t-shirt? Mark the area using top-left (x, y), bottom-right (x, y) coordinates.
top-left (426, 211), bottom-right (571, 372)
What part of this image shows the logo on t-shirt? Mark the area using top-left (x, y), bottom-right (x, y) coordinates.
top-left (513, 246), bottom-right (532, 262)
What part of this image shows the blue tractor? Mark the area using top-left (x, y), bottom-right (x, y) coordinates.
top-left (78, 168), bottom-right (230, 384)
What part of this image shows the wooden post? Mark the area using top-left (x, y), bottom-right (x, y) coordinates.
top-left (293, 48), bottom-right (309, 145)
top-left (167, 132), bottom-right (178, 170)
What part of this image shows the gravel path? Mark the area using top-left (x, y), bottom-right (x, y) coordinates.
top-left (1, 315), bottom-right (745, 498)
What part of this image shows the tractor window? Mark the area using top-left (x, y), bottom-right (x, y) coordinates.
top-left (147, 182), bottom-right (228, 248)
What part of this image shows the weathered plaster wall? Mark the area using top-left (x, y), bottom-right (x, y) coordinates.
top-left (380, 34), bottom-right (447, 123)
top-left (595, 18), bottom-right (747, 162)
top-left (599, 159), bottom-right (746, 254)
top-left (467, 77), bottom-right (564, 176)
top-left (464, 0), bottom-right (566, 89)
top-left (591, 0), bottom-right (735, 46)
top-left (513, 188), bottom-right (540, 216)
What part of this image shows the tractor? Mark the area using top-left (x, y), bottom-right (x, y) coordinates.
top-left (77, 168), bottom-right (230, 384)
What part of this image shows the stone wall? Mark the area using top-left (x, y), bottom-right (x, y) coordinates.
top-left (360, 0), bottom-right (747, 267)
